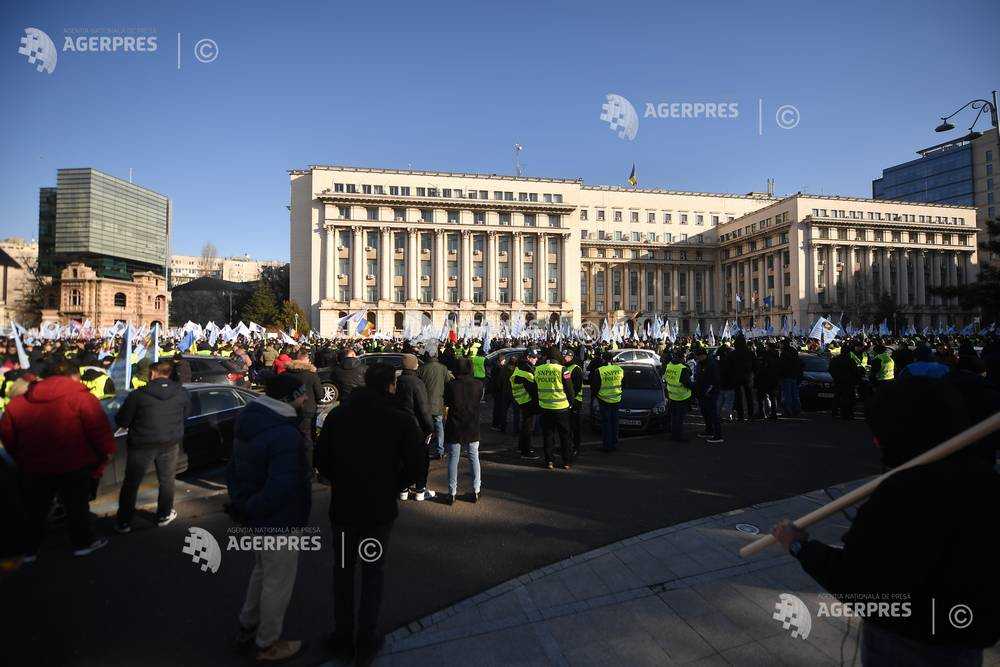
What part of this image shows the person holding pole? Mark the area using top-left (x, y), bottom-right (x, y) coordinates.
top-left (769, 376), bottom-right (999, 665)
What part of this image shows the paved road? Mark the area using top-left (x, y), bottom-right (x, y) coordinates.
top-left (1, 406), bottom-right (881, 666)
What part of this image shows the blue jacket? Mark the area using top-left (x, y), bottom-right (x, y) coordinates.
top-left (226, 396), bottom-right (311, 528)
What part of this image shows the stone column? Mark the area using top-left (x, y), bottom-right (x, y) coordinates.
top-left (654, 266), bottom-right (663, 313)
top-left (406, 229), bottom-right (419, 302)
top-left (914, 250), bottom-right (925, 306)
top-left (486, 231), bottom-right (498, 303)
top-left (536, 233), bottom-right (547, 306)
top-left (686, 268), bottom-right (695, 313)
top-left (806, 246), bottom-right (817, 306)
top-left (560, 233), bottom-right (572, 306)
top-left (379, 228), bottom-right (393, 301)
top-left (845, 244), bottom-right (855, 305)
top-left (671, 267), bottom-right (679, 315)
top-left (323, 227), bottom-right (335, 300)
top-left (351, 226), bottom-right (364, 301)
top-left (433, 230), bottom-right (446, 302)
top-left (897, 251), bottom-right (908, 306)
top-left (511, 232), bottom-right (523, 304)
top-left (460, 230), bottom-right (472, 303)
top-left (880, 249), bottom-right (891, 297)
top-left (605, 263), bottom-right (613, 313)
top-left (826, 245), bottom-right (836, 305)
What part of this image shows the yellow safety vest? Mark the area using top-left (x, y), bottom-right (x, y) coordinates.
top-left (564, 364), bottom-right (584, 402)
top-left (663, 362), bottom-right (692, 402)
top-left (596, 364), bottom-right (623, 404)
top-left (510, 368), bottom-right (534, 405)
top-left (131, 376), bottom-right (147, 389)
top-left (850, 352), bottom-right (869, 369)
top-left (471, 356), bottom-right (486, 379)
top-left (876, 352), bottom-right (894, 381)
top-left (83, 373), bottom-right (112, 399)
top-left (534, 363), bottom-right (569, 410)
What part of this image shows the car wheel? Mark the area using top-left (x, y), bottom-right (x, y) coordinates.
top-left (320, 382), bottom-right (339, 405)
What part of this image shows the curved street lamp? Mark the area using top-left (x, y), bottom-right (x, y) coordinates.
top-left (935, 91), bottom-right (999, 152)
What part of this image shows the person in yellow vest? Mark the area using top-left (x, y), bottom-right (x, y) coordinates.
top-left (561, 349), bottom-right (585, 457)
top-left (509, 350), bottom-right (540, 460)
top-left (80, 366), bottom-right (114, 399)
top-left (534, 347), bottom-right (574, 469)
top-left (471, 348), bottom-right (486, 382)
top-left (662, 347), bottom-right (694, 442)
top-left (591, 351), bottom-right (623, 452)
top-left (870, 343), bottom-right (895, 385)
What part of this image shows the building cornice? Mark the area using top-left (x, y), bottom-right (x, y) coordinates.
top-left (316, 192), bottom-right (577, 213)
top-left (294, 164), bottom-right (582, 185)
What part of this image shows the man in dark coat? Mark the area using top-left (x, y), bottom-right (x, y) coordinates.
top-left (417, 346), bottom-right (452, 458)
top-left (693, 346), bottom-right (723, 443)
top-left (331, 348), bottom-right (366, 399)
top-left (283, 350), bottom-right (326, 466)
top-left (315, 364), bottom-right (424, 666)
top-left (395, 354), bottom-right (434, 500)
top-left (227, 374), bottom-right (311, 663)
top-left (114, 360), bottom-right (191, 531)
top-left (772, 377), bottom-right (999, 664)
top-left (443, 357), bottom-right (483, 504)
top-left (829, 349), bottom-right (864, 419)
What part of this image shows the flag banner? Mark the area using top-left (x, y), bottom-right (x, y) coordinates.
top-left (12, 321), bottom-right (30, 369)
top-left (808, 316), bottom-right (840, 346)
top-left (108, 325), bottom-right (134, 392)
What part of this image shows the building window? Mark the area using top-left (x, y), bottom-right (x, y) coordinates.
top-left (499, 212), bottom-right (511, 226)
top-left (420, 209), bottom-right (434, 223)
top-left (614, 211), bottom-right (622, 222)
top-left (114, 292), bottom-right (127, 308)
top-left (69, 289), bottom-right (82, 306)
top-left (366, 207), bottom-right (379, 221)
top-left (474, 211), bottom-right (485, 225)
top-left (447, 210), bottom-right (459, 224)
top-left (597, 209), bottom-right (605, 221)
top-left (524, 214), bottom-right (536, 227)
top-left (581, 210), bottom-right (589, 221)
top-left (393, 286), bottom-right (405, 303)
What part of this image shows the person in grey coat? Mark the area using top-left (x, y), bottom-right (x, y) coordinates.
top-left (417, 345), bottom-right (453, 459)
top-left (396, 354), bottom-right (435, 501)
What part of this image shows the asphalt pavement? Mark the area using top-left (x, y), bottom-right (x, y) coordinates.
top-left (0, 403), bottom-right (881, 667)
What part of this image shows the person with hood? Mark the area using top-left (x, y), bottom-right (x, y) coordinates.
top-left (0, 359), bottom-right (115, 559)
top-left (227, 374), bottom-right (311, 664)
top-left (771, 376), bottom-right (999, 665)
top-left (331, 347), bottom-right (366, 400)
top-left (417, 344), bottom-right (453, 459)
top-left (282, 349), bottom-right (326, 463)
top-left (113, 360), bottom-right (191, 532)
top-left (443, 357), bottom-right (483, 504)
top-left (315, 364), bottom-right (424, 666)
top-left (395, 354), bottom-right (435, 501)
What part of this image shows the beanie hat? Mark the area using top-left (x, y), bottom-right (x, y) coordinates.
top-left (402, 353), bottom-right (419, 370)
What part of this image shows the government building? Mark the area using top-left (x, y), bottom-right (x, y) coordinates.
top-left (289, 165), bottom-right (979, 337)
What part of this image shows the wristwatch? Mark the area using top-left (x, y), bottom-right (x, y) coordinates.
top-left (789, 539), bottom-right (804, 558)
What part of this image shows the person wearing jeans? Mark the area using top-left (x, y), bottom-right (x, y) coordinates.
top-left (443, 358), bottom-right (483, 503)
top-left (591, 354), bottom-right (623, 452)
top-left (114, 360), bottom-right (191, 531)
top-left (431, 415), bottom-right (445, 458)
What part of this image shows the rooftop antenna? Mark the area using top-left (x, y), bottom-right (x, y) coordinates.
top-left (128, 168), bottom-right (133, 183)
top-left (766, 178), bottom-right (774, 197)
top-left (513, 143), bottom-right (524, 176)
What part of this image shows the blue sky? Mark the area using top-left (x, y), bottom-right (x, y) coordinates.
top-left (2, 0), bottom-right (998, 260)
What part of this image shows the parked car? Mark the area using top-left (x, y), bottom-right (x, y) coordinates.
top-left (583, 348), bottom-right (662, 375)
top-left (589, 363), bottom-right (667, 433)
top-left (798, 353), bottom-right (834, 409)
top-left (181, 355), bottom-right (248, 385)
top-left (96, 383), bottom-right (258, 495)
top-left (315, 352), bottom-right (425, 406)
top-left (484, 347), bottom-right (526, 383)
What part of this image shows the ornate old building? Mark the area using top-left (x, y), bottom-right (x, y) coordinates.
top-left (41, 262), bottom-right (169, 329)
top-left (289, 165), bottom-right (979, 337)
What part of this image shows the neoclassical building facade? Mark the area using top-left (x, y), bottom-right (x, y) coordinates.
top-left (289, 165), bottom-right (979, 337)
top-left (40, 262), bottom-right (169, 329)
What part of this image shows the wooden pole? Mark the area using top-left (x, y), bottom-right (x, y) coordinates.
top-left (739, 411), bottom-right (1000, 558)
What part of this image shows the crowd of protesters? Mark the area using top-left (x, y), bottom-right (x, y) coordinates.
top-left (1, 326), bottom-right (998, 664)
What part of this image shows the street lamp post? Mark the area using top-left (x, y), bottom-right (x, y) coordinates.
top-left (935, 90), bottom-right (1000, 174)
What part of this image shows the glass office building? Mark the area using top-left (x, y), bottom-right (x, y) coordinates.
top-left (872, 140), bottom-right (974, 205)
top-left (39, 168), bottom-right (171, 278)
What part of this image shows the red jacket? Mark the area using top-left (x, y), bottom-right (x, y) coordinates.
top-left (273, 354), bottom-right (292, 374)
top-left (0, 376), bottom-right (116, 477)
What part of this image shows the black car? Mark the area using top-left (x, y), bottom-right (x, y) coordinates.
top-left (798, 353), bottom-right (835, 409)
top-left (97, 383), bottom-right (258, 495)
top-left (589, 363), bottom-right (668, 432)
top-left (483, 347), bottom-right (526, 382)
top-left (315, 352), bottom-right (424, 406)
top-left (180, 354), bottom-right (248, 385)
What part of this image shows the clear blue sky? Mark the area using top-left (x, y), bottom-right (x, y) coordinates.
top-left (3, 0), bottom-right (998, 260)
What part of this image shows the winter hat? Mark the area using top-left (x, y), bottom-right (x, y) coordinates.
top-left (401, 353), bottom-right (419, 370)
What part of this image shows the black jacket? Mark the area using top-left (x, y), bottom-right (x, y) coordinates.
top-left (798, 458), bottom-right (999, 648)
top-left (115, 378), bottom-right (191, 447)
top-left (331, 357), bottom-right (366, 398)
top-left (694, 355), bottom-right (720, 397)
top-left (283, 359), bottom-right (325, 417)
top-left (395, 371), bottom-right (433, 435)
top-left (777, 347), bottom-right (804, 381)
top-left (444, 361), bottom-right (483, 445)
top-left (315, 388), bottom-right (425, 526)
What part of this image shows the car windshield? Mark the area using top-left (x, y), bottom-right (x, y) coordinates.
top-left (621, 366), bottom-right (662, 389)
top-left (802, 356), bottom-right (829, 373)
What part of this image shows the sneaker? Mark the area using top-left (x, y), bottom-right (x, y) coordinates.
top-left (471, 490), bottom-right (480, 503)
top-left (256, 639), bottom-right (305, 662)
top-left (697, 432), bottom-right (711, 439)
top-left (546, 462), bottom-right (555, 470)
top-left (562, 464), bottom-right (571, 470)
top-left (114, 523), bottom-right (132, 534)
top-left (707, 436), bottom-right (724, 444)
top-left (234, 624), bottom-right (257, 654)
top-left (428, 453), bottom-right (443, 461)
top-left (157, 509), bottom-right (178, 527)
top-left (445, 494), bottom-right (455, 506)
top-left (399, 489), bottom-right (410, 501)
top-left (72, 538), bottom-right (108, 557)
top-left (520, 451), bottom-right (541, 460)
top-left (413, 488), bottom-right (436, 501)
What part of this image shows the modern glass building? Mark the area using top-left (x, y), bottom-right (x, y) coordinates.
top-left (38, 168), bottom-right (171, 279)
top-left (872, 139), bottom-right (974, 205)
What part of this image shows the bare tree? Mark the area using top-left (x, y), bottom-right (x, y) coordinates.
top-left (198, 242), bottom-right (219, 277)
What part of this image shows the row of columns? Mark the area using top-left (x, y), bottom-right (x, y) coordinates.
top-left (582, 262), bottom-right (713, 315)
top-left (728, 250), bottom-right (788, 312)
top-left (321, 225), bottom-right (572, 305)
top-left (809, 244), bottom-right (974, 307)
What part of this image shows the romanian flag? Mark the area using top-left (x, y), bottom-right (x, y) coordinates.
top-left (627, 163), bottom-right (637, 188)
